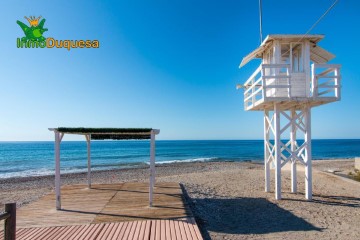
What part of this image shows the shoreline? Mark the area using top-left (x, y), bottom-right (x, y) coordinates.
top-left (0, 157), bottom-right (355, 182)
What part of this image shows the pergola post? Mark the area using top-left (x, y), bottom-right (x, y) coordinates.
top-left (85, 135), bottom-right (91, 188)
top-left (54, 131), bottom-right (64, 210)
top-left (149, 130), bottom-right (156, 207)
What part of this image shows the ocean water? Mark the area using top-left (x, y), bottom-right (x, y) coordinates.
top-left (0, 139), bottom-right (359, 179)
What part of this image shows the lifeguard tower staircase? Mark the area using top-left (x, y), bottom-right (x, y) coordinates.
top-left (239, 35), bottom-right (341, 200)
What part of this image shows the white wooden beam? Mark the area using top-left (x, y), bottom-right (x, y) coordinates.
top-left (54, 131), bottom-right (62, 210)
top-left (274, 104), bottom-right (281, 200)
top-left (334, 67), bottom-right (341, 100)
top-left (264, 110), bottom-right (270, 192)
top-left (149, 130), bottom-right (156, 207)
top-left (304, 40), bottom-right (311, 97)
top-left (304, 106), bottom-right (312, 200)
top-left (85, 135), bottom-right (91, 188)
top-left (290, 108), bottom-right (297, 193)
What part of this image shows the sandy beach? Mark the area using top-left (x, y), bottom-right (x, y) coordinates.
top-left (1, 159), bottom-right (359, 239)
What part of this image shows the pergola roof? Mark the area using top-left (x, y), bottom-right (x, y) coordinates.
top-left (239, 34), bottom-right (335, 68)
top-left (48, 127), bottom-right (159, 140)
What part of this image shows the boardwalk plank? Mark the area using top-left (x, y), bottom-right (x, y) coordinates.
top-left (117, 221), bottom-right (129, 240)
top-left (111, 222), bottom-right (124, 240)
top-left (185, 218), bottom-right (198, 240)
top-left (182, 220), bottom-right (193, 240)
top-left (42, 226), bottom-right (64, 240)
top-left (165, 220), bottom-right (171, 240)
top-left (15, 227), bottom-right (35, 239)
top-left (169, 219), bottom-right (177, 240)
top-left (79, 223), bottom-right (104, 240)
top-left (122, 221), bottom-right (133, 240)
top-left (111, 222), bottom-right (122, 240)
top-left (35, 226), bottom-right (57, 240)
top-left (174, 219), bottom-right (182, 240)
top-left (73, 224), bottom-right (92, 240)
top-left (178, 220), bottom-right (188, 240)
top-left (57, 225), bottom-right (78, 240)
top-left (130, 221), bottom-right (139, 239)
top-left (150, 220), bottom-right (156, 240)
top-left (189, 217), bottom-right (203, 240)
top-left (95, 223), bottom-right (111, 240)
top-left (160, 220), bottom-right (166, 240)
top-left (73, 225), bottom-right (92, 240)
top-left (132, 221), bottom-right (142, 240)
top-left (99, 222), bottom-right (116, 240)
top-left (0, 219), bottom-right (203, 240)
top-left (15, 227), bottom-right (29, 239)
top-left (29, 226), bottom-right (54, 240)
top-left (143, 220), bottom-right (152, 240)
top-left (155, 219), bottom-right (161, 240)
top-left (19, 226), bottom-right (44, 239)
top-left (137, 221), bottom-right (146, 240)
top-left (177, 220), bottom-right (186, 240)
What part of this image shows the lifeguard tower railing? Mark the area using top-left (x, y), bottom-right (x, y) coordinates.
top-left (243, 63), bottom-right (341, 111)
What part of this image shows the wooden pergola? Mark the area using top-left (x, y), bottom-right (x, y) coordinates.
top-left (48, 127), bottom-right (160, 210)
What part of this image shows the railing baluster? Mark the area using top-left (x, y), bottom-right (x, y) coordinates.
top-left (312, 64), bottom-right (341, 98)
top-left (334, 67), bottom-right (341, 100)
top-left (311, 64), bottom-right (317, 97)
top-left (261, 67), bottom-right (266, 100)
top-left (287, 67), bottom-right (291, 98)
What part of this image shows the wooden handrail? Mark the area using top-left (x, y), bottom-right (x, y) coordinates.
top-left (262, 63), bottom-right (291, 68)
top-left (311, 63), bottom-right (341, 98)
top-left (313, 63), bottom-right (341, 68)
top-left (0, 212), bottom-right (10, 221)
top-left (1, 203), bottom-right (16, 240)
top-left (243, 63), bottom-right (293, 109)
top-left (244, 64), bottom-right (262, 86)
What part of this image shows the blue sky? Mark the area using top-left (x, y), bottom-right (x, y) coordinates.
top-left (0, 0), bottom-right (359, 140)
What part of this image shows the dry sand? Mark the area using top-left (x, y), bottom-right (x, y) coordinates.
top-left (1, 159), bottom-right (359, 239)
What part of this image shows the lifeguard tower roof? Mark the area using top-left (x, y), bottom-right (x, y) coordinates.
top-left (240, 34), bottom-right (335, 68)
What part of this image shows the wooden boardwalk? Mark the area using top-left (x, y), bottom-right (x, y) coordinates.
top-left (0, 182), bottom-right (203, 239)
top-left (0, 218), bottom-right (202, 240)
top-left (17, 182), bottom-right (192, 228)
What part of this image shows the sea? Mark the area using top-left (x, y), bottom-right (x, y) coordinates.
top-left (0, 139), bottom-right (359, 179)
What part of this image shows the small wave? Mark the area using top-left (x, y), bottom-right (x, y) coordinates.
top-left (146, 157), bottom-right (219, 165)
top-left (0, 162), bottom-right (149, 179)
top-left (0, 168), bottom-right (55, 179)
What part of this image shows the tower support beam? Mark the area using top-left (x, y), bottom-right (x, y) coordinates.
top-left (263, 106), bottom-right (312, 200)
top-left (291, 108), bottom-right (297, 193)
top-left (274, 104), bottom-right (281, 200)
top-left (304, 106), bottom-right (312, 200)
top-left (264, 110), bottom-right (270, 192)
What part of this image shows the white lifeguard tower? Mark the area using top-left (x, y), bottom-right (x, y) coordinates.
top-left (239, 34), bottom-right (341, 200)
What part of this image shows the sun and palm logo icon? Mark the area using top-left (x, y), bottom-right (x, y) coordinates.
top-left (16, 16), bottom-right (48, 41)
